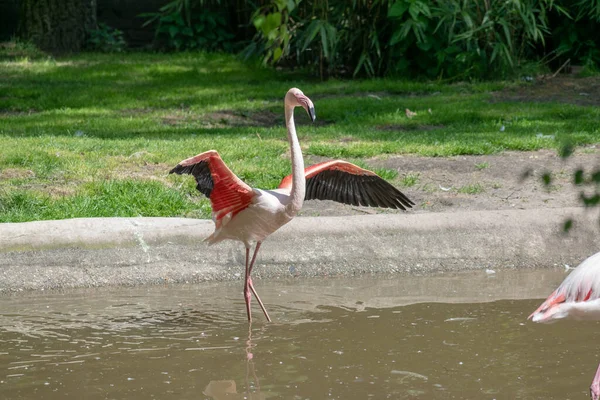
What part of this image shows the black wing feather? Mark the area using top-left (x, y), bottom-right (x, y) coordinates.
top-left (357, 178), bottom-right (376, 207)
top-left (374, 179), bottom-right (402, 208)
top-left (349, 177), bottom-right (361, 206)
top-left (169, 161), bottom-right (214, 198)
top-left (368, 179), bottom-right (395, 208)
top-left (305, 170), bottom-right (414, 210)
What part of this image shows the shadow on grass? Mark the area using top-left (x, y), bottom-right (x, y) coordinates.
top-left (2, 52), bottom-right (600, 153)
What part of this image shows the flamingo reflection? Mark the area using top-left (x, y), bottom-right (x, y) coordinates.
top-left (203, 324), bottom-right (265, 400)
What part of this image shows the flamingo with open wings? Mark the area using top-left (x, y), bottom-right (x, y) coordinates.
top-left (170, 88), bottom-right (414, 322)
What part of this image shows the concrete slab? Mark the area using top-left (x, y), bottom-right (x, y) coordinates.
top-left (0, 208), bottom-right (598, 292)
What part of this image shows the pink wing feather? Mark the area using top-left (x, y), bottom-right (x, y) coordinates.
top-left (170, 150), bottom-right (254, 228)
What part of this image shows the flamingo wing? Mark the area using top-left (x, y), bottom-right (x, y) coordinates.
top-left (169, 150), bottom-right (255, 227)
top-left (530, 252), bottom-right (600, 322)
top-left (278, 160), bottom-right (414, 210)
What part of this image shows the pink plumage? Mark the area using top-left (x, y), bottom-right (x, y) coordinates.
top-left (530, 251), bottom-right (600, 399)
top-left (170, 88), bottom-right (413, 322)
top-left (530, 252), bottom-right (600, 323)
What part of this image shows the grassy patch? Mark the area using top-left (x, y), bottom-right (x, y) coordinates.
top-left (457, 183), bottom-right (486, 194)
top-left (400, 173), bottom-right (421, 187)
top-left (373, 168), bottom-right (399, 180)
top-left (1, 51), bottom-right (599, 221)
top-left (0, 179), bottom-right (210, 223)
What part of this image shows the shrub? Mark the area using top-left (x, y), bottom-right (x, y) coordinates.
top-left (86, 23), bottom-right (126, 53)
top-left (141, 0), bottom-right (236, 51)
top-left (549, 0), bottom-right (600, 72)
top-left (139, 0), bottom-right (599, 80)
top-left (244, 0), bottom-right (570, 79)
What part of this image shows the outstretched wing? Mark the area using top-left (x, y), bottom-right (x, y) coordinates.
top-left (170, 150), bottom-right (255, 227)
top-left (278, 160), bottom-right (414, 210)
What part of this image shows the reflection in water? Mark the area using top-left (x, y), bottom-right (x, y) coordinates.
top-left (204, 380), bottom-right (238, 398)
top-left (244, 324), bottom-right (263, 399)
top-left (0, 270), bottom-right (598, 399)
top-left (204, 324), bottom-right (265, 400)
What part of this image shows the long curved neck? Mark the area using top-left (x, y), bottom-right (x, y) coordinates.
top-left (285, 105), bottom-right (305, 213)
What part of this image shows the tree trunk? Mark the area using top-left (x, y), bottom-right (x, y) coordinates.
top-left (18, 0), bottom-right (97, 53)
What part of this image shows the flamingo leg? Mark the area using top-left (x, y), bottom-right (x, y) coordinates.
top-left (247, 242), bottom-right (271, 322)
top-left (244, 247), bottom-right (253, 322)
top-left (590, 362), bottom-right (600, 400)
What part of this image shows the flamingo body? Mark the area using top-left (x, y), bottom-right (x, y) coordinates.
top-left (530, 251), bottom-right (600, 399)
top-left (208, 188), bottom-right (296, 247)
top-left (170, 88), bottom-right (414, 322)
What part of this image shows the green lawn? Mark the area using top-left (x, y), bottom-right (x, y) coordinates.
top-left (1, 51), bottom-right (599, 222)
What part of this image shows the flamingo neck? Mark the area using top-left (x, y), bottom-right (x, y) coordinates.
top-left (285, 105), bottom-right (305, 213)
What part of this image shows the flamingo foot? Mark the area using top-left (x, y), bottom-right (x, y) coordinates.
top-left (590, 363), bottom-right (600, 400)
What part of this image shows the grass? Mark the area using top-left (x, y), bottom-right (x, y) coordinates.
top-left (1, 48), bottom-right (599, 222)
top-left (457, 183), bottom-right (486, 194)
top-left (401, 173), bottom-right (420, 187)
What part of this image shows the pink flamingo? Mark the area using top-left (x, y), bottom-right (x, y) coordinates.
top-left (170, 88), bottom-right (414, 322)
top-left (529, 251), bottom-right (600, 399)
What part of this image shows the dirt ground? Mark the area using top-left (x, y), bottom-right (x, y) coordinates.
top-left (490, 75), bottom-right (600, 107)
top-left (299, 75), bottom-right (600, 217)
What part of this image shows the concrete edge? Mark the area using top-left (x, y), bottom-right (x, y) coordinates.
top-left (0, 208), bottom-right (599, 292)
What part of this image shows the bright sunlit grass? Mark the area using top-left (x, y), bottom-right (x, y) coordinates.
top-left (1, 51), bottom-right (599, 222)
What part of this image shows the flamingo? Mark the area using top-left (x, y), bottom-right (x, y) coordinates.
top-left (169, 88), bottom-right (414, 322)
top-left (529, 251), bottom-right (600, 399)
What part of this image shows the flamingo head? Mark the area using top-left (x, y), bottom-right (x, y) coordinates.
top-left (529, 304), bottom-right (569, 323)
top-left (286, 88), bottom-right (316, 122)
top-left (528, 291), bottom-right (567, 323)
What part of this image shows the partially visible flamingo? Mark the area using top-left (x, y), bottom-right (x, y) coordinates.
top-left (170, 88), bottom-right (414, 322)
top-left (529, 251), bottom-right (600, 399)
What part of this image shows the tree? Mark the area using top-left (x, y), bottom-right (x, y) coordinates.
top-left (18, 0), bottom-right (97, 52)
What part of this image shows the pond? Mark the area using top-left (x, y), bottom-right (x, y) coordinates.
top-left (0, 269), bottom-right (597, 399)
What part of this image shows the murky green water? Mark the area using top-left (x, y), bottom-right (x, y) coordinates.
top-left (0, 269), bottom-right (598, 399)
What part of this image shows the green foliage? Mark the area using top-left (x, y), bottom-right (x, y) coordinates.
top-left (86, 23), bottom-right (126, 53)
top-left (242, 0), bottom-right (571, 79)
top-left (549, 0), bottom-right (600, 71)
top-left (244, 0), bottom-right (298, 64)
top-left (141, 0), bottom-right (235, 51)
top-left (571, 158), bottom-right (600, 209)
top-left (0, 40), bottom-right (48, 60)
top-left (132, 0), bottom-right (600, 79)
top-left (245, 0), bottom-right (391, 78)
top-left (433, 0), bottom-right (563, 79)
top-left (543, 140), bottom-right (600, 232)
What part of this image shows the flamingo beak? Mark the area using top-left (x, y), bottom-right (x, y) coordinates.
top-left (307, 106), bottom-right (316, 123)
